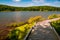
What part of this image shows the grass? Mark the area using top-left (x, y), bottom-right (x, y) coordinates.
top-left (6, 16), bottom-right (43, 40)
top-left (50, 19), bottom-right (60, 35)
top-left (48, 14), bottom-right (60, 19)
top-left (7, 22), bottom-right (36, 40)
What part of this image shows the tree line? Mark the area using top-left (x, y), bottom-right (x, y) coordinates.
top-left (0, 5), bottom-right (60, 11)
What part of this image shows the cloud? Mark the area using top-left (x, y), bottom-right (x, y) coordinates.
top-left (32, 0), bottom-right (51, 6)
top-left (32, 0), bottom-right (45, 3)
top-left (53, 1), bottom-right (60, 7)
top-left (53, 1), bottom-right (60, 4)
top-left (11, 0), bottom-right (60, 7)
top-left (43, 3), bottom-right (51, 5)
top-left (13, 0), bottom-right (21, 2)
top-left (20, 2), bottom-right (34, 7)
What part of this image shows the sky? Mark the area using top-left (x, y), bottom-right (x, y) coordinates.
top-left (0, 0), bottom-right (60, 7)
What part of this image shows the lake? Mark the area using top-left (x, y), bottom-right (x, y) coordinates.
top-left (0, 11), bottom-right (60, 26)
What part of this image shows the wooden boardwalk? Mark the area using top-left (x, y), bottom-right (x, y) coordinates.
top-left (27, 25), bottom-right (59, 40)
top-left (27, 18), bottom-right (60, 40)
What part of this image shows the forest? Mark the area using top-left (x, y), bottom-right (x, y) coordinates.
top-left (0, 5), bottom-right (60, 11)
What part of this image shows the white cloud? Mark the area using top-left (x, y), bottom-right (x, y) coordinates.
top-left (12, 0), bottom-right (60, 7)
top-left (13, 0), bottom-right (21, 2)
top-left (53, 1), bottom-right (60, 7)
top-left (43, 3), bottom-right (51, 5)
top-left (32, 0), bottom-right (51, 6)
top-left (20, 2), bottom-right (34, 7)
top-left (32, 0), bottom-right (45, 3)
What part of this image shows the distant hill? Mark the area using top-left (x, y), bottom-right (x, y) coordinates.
top-left (0, 5), bottom-right (60, 11)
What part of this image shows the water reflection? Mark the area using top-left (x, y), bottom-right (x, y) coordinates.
top-left (0, 11), bottom-right (60, 26)
top-left (12, 12), bottom-right (21, 23)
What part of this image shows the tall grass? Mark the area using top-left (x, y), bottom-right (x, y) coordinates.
top-left (7, 16), bottom-right (44, 40)
top-left (50, 19), bottom-right (60, 35)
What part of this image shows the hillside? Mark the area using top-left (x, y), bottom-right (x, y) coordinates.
top-left (0, 5), bottom-right (60, 11)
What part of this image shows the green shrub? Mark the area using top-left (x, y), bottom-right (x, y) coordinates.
top-left (7, 29), bottom-right (20, 40)
top-left (50, 19), bottom-right (60, 35)
top-left (7, 22), bottom-right (35, 40)
top-left (48, 14), bottom-right (60, 19)
top-left (28, 16), bottom-right (44, 23)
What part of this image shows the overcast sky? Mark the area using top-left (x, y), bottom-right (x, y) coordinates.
top-left (0, 0), bottom-right (60, 7)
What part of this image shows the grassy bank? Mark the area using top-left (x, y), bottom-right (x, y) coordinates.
top-left (50, 19), bottom-right (60, 35)
top-left (6, 16), bottom-right (44, 40)
top-left (48, 14), bottom-right (60, 35)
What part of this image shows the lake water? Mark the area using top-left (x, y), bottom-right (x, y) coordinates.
top-left (0, 11), bottom-right (60, 26)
